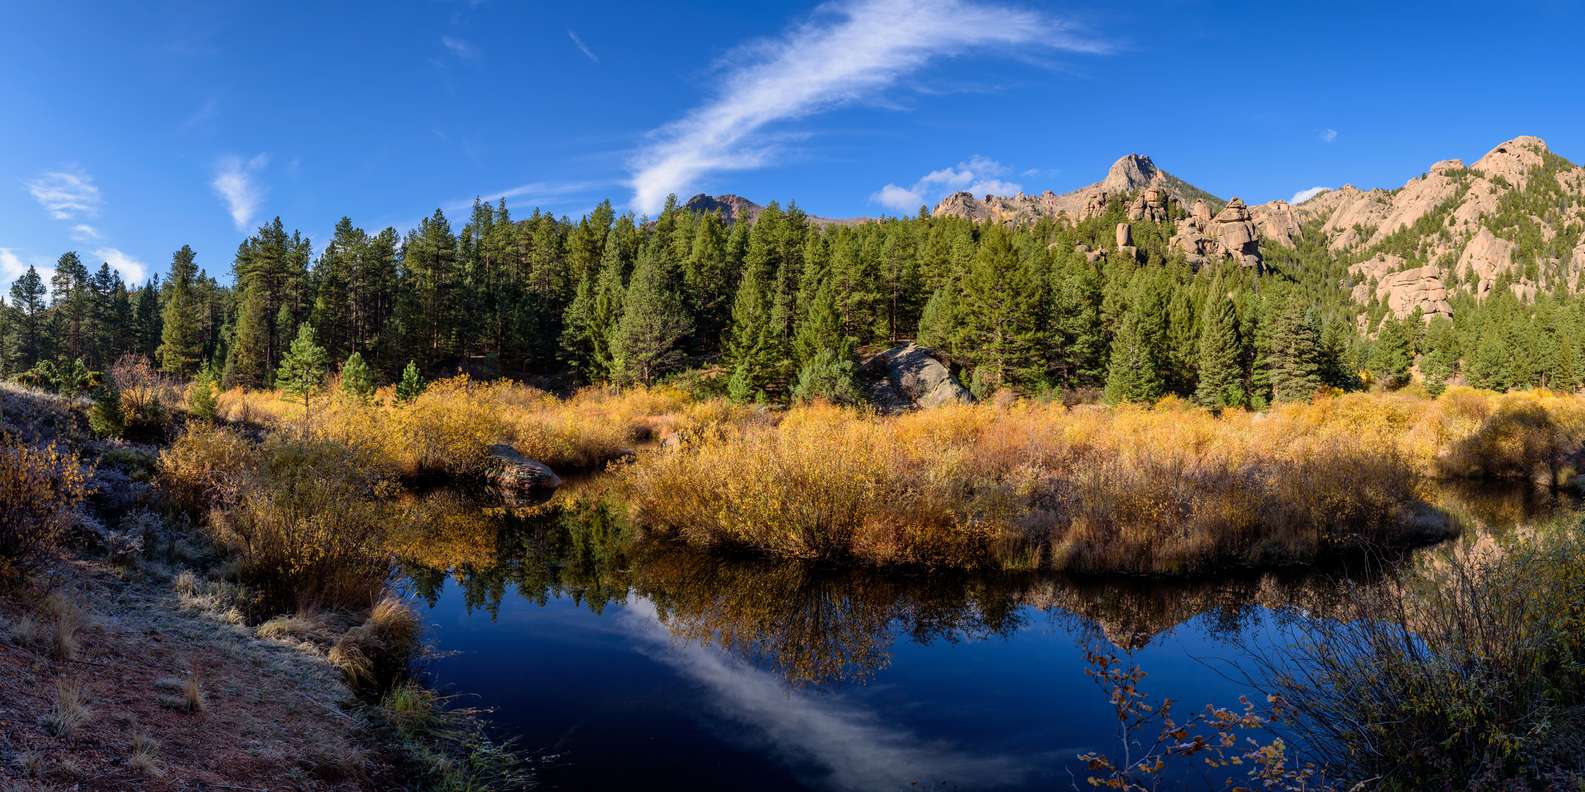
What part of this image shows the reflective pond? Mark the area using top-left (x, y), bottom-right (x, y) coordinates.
top-left (398, 483), bottom-right (1575, 790)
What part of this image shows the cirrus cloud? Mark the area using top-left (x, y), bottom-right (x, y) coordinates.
top-left (212, 154), bottom-right (270, 231)
top-left (627, 0), bottom-right (1105, 214)
top-left (26, 168), bottom-right (101, 220)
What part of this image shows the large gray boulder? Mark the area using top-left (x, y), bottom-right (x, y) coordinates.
top-left (486, 443), bottom-right (562, 497)
top-left (860, 344), bottom-right (972, 412)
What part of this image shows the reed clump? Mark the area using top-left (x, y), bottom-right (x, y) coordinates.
top-left (623, 390), bottom-right (1585, 573)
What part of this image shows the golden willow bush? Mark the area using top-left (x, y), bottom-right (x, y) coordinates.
top-left (160, 425), bottom-right (395, 610)
top-left (621, 389), bottom-right (1585, 574)
top-left (216, 377), bottom-right (738, 478)
top-left (0, 433), bottom-right (90, 580)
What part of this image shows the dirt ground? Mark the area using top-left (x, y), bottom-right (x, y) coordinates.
top-left (0, 557), bottom-right (392, 790)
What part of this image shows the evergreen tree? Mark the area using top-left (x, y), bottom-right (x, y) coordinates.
top-left (48, 252), bottom-right (90, 362)
top-left (228, 218), bottom-right (311, 387)
top-left (957, 226), bottom-right (1042, 395)
top-left (396, 360), bottom-right (425, 403)
top-left (275, 322), bottom-right (329, 437)
top-left (1264, 293), bottom-right (1326, 403)
top-left (1420, 316), bottom-right (1460, 396)
top-left (158, 245), bottom-right (205, 375)
top-left (1104, 274), bottom-right (1169, 404)
top-left (1047, 256), bottom-right (1106, 387)
top-left (7, 266), bottom-right (48, 370)
top-left (339, 351), bottom-right (374, 403)
top-left (187, 365), bottom-right (219, 422)
top-left (131, 280), bottom-right (163, 361)
top-left (1369, 316), bottom-right (1415, 389)
top-left (394, 210), bottom-right (462, 370)
top-left (609, 243), bottom-right (691, 386)
top-left (1195, 288), bottom-right (1245, 408)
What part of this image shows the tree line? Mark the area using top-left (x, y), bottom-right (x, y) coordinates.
top-left (3, 192), bottom-right (1583, 406)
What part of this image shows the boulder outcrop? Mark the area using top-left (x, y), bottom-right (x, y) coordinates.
top-left (1456, 227), bottom-right (1518, 297)
top-left (1349, 255), bottom-right (1453, 320)
top-left (860, 344), bottom-right (971, 412)
top-left (486, 443), bottom-right (562, 499)
top-left (1171, 197), bottom-right (1263, 270)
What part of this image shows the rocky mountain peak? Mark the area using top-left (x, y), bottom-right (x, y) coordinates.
top-left (1471, 136), bottom-right (1550, 185)
top-left (1100, 154), bottom-right (1162, 194)
top-left (683, 193), bottom-right (763, 223)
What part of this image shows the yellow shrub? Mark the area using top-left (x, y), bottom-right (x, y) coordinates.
top-left (0, 433), bottom-right (89, 579)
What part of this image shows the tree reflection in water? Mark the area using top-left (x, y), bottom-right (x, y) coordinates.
top-left (394, 482), bottom-right (1582, 685)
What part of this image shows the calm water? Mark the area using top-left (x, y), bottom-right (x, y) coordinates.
top-left (399, 484), bottom-right (1574, 791)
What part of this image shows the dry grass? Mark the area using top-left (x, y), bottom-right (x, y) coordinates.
top-left (330, 596), bottom-right (421, 691)
top-left (153, 670), bottom-right (206, 713)
top-left (216, 377), bottom-right (732, 478)
top-left (39, 677), bottom-right (91, 737)
top-left (623, 390), bottom-right (1585, 573)
top-left (129, 731), bottom-right (162, 777)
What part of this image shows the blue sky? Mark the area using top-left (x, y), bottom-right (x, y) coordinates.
top-left (3, 0), bottom-right (1583, 289)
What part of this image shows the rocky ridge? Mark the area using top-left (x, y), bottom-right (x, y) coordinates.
top-left (931, 135), bottom-right (1585, 322)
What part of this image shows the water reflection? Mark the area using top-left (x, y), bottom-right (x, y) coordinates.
top-left (400, 482), bottom-right (1578, 686)
top-left (396, 482), bottom-right (1579, 788)
top-left (618, 596), bottom-right (1035, 790)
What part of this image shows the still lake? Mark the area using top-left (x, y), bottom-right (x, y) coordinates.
top-left (398, 483), bottom-right (1572, 790)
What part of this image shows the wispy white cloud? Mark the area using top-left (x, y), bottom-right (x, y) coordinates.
top-left (441, 35), bottom-right (478, 59)
top-left (445, 179), bottom-right (609, 215)
top-left (567, 30), bottom-right (599, 63)
top-left (0, 248), bottom-right (54, 290)
top-left (26, 168), bottom-right (102, 220)
top-left (212, 154), bottom-right (269, 231)
top-left (92, 247), bottom-right (148, 284)
top-left (871, 154), bottom-right (1020, 212)
top-left (1319, 128), bottom-right (1338, 144)
top-left (627, 0), bottom-right (1104, 214)
top-left (620, 598), bottom-right (1034, 791)
top-left (71, 224), bottom-right (101, 242)
top-left (1290, 186), bottom-right (1329, 204)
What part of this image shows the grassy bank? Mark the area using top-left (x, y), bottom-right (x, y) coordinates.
top-left (621, 388), bottom-right (1585, 573)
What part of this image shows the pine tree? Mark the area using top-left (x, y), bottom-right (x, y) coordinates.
top-left (49, 252), bottom-right (91, 363)
top-left (7, 266), bottom-right (48, 370)
top-left (339, 351), bottom-right (374, 403)
top-left (228, 218), bottom-right (311, 387)
top-left (396, 361), bottom-right (425, 403)
top-left (916, 284), bottom-right (960, 355)
top-left (1195, 289), bottom-right (1245, 408)
top-left (1369, 316), bottom-right (1414, 389)
top-left (1104, 274), bottom-right (1169, 404)
top-left (1048, 256), bottom-right (1106, 387)
top-left (275, 322), bottom-right (329, 437)
top-left (791, 281), bottom-right (861, 404)
top-left (609, 243), bottom-right (691, 386)
top-left (187, 365), bottom-right (218, 422)
top-left (158, 245), bottom-right (205, 375)
top-left (559, 226), bottom-right (628, 381)
top-left (132, 280), bottom-right (163, 361)
top-left (1264, 293), bottom-right (1325, 403)
top-left (394, 210), bottom-right (461, 370)
top-left (1420, 316), bottom-right (1459, 396)
top-left (958, 226), bottom-right (1042, 396)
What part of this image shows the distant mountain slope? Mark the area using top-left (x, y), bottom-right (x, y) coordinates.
top-left (925, 136), bottom-right (1585, 319)
top-left (930, 153), bottom-right (1222, 226)
top-left (681, 193), bottom-right (863, 227)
